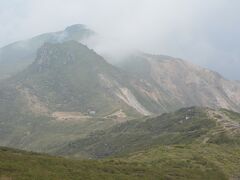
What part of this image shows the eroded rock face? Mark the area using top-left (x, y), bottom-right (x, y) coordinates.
top-left (118, 53), bottom-right (240, 113)
top-left (98, 73), bottom-right (151, 116)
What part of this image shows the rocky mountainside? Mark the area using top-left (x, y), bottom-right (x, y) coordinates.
top-left (0, 24), bottom-right (93, 79)
top-left (5, 40), bottom-right (240, 119)
top-left (1, 24), bottom-right (240, 114)
top-left (117, 53), bottom-right (240, 113)
top-left (8, 41), bottom-right (151, 117)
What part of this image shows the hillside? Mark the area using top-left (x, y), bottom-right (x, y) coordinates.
top-left (123, 144), bottom-right (240, 180)
top-left (0, 24), bottom-right (93, 79)
top-left (1, 144), bottom-right (240, 180)
top-left (1, 109), bottom-right (240, 179)
top-left (58, 107), bottom-right (240, 158)
top-left (0, 147), bottom-right (165, 180)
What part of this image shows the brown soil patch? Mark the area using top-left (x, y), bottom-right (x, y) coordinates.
top-left (52, 112), bottom-right (90, 122)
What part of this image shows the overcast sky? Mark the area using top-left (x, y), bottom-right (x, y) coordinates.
top-left (0, 0), bottom-right (239, 80)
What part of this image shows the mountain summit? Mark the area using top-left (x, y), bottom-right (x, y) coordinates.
top-left (0, 24), bottom-right (94, 79)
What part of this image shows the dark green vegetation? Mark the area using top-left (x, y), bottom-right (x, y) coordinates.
top-left (58, 107), bottom-right (240, 158)
top-left (124, 144), bottom-right (240, 180)
top-left (0, 147), bottom-right (166, 180)
top-left (1, 137), bottom-right (240, 179)
top-left (1, 144), bottom-right (240, 179)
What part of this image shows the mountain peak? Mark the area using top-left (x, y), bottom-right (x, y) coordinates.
top-left (0, 24), bottom-right (95, 78)
top-left (32, 41), bottom-right (95, 72)
top-left (64, 24), bottom-right (88, 32)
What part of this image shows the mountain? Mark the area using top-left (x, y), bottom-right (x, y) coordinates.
top-left (1, 107), bottom-right (240, 179)
top-left (0, 41), bottom-right (152, 153)
top-left (1, 25), bottom-right (240, 179)
top-left (1, 40), bottom-right (240, 154)
top-left (1, 24), bottom-right (240, 114)
top-left (6, 41), bottom-right (150, 117)
top-left (116, 53), bottom-right (240, 113)
top-left (0, 24), bottom-right (93, 79)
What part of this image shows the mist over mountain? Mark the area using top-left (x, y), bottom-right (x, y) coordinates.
top-left (1, 36), bottom-right (240, 119)
top-left (1, 0), bottom-right (240, 80)
top-left (0, 24), bottom-right (93, 79)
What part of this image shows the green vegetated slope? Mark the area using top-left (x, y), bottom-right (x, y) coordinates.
top-left (1, 145), bottom-right (238, 180)
top-left (123, 144), bottom-right (240, 180)
top-left (0, 107), bottom-right (240, 179)
top-left (59, 107), bottom-right (240, 158)
top-left (0, 147), bottom-right (165, 180)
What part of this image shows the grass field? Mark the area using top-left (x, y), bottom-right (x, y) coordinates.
top-left (1, 144), bottom-right (240, 180)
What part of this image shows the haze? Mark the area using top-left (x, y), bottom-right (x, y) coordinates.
top-left (0, 0), bottom-right (239, 80)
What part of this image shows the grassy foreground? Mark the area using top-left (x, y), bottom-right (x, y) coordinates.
top-left (1, 144), bottom-right (240, 180)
